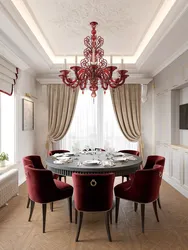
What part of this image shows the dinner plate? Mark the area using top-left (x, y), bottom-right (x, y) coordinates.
top-left (83, 160), bottom-right (101, 166)
top-left (113, 152), bottom-right (125, 157)
top-left (63, 153), bottom-right (75, 157)
top-left (113, 157), bottom-right (128, 162)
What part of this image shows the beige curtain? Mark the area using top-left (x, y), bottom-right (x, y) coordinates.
top-left (110, 84), bottom-right (143, 157)
top-left (46, 84), bottom-right (79, 150)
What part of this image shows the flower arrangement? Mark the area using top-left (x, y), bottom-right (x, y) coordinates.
top-left (0, 152), bottom-right (9, 162)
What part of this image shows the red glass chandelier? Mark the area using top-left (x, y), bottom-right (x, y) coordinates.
top-left (59, 21), bottom-right (129, 97)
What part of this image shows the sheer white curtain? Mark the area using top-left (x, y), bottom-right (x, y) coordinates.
top-left (62, 89), bottom-right (138, 151)
top-left (0, 93), bottom-right (15, 163)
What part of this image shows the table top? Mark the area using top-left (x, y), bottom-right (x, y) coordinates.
top-left (46, 152), bottom-right (142, 177)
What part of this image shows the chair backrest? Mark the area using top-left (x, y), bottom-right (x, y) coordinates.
top-left (144, 155), bottom-right (165, 169)
top-left (72, 173), bottom-right (115, 212)
top-left (22, 155), bottom-right (44, 169)
top-left (118, 150), bottom-right (140, 156)
top-left (48, 150), bottom-right (70, 156)
top-left (131, 165), bottom-right (164, 203)
top-left (24, 164), bottom-right (60, 203)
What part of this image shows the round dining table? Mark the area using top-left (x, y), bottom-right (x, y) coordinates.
top-left (46, 152), bottom-right (142, 177)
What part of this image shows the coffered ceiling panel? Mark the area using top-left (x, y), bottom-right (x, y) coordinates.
top-left (23, 0), bottom-right (164, 56)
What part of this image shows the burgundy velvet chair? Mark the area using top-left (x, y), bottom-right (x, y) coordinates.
top-left (24, 164), bottom-right (73, 233)
top-left (118, 150), bottom-right (140, 182)
top-left (23, 155), bottom-right (59, 210)
top-left (72, 173), bottom-right (115, 242)
top-left (144, 155), bottom-right (165, 170)
top-left (114, 165), bottom-right (164, 233)
top-left (48, 150), bottom-right (70, 183)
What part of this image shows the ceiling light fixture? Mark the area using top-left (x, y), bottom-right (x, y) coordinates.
top-left (59, 22), bottom-right (129, 97)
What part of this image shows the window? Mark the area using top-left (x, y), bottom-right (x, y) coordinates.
top-left (62, 89), bottom-right (138, 151)
top-left (0, 93), bottom-right (15, 163)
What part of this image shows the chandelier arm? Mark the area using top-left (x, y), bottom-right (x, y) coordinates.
top-left (59, 21), bottom-right (129, 97)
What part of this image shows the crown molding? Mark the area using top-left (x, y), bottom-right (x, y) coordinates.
top-left (136, 0), bottom-right (188, 71)
top-left (151, 40), bottom-right (188, 77)
top-left (0, 38), bottom-right (29, 70)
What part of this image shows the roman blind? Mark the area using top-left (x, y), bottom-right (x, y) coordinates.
top-left (0, 56), bottom-right (18, 95)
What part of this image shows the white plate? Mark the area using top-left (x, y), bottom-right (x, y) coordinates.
top-left (113, 152), bottom-right (125, 157)
top-left (113, 157), bottom-right (128, 162)
top-left (64, 153), bottom-right (75, 156)
top-left (83, 160), bottom-right (101, 166)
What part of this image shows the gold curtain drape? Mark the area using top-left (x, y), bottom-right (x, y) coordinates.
top-left (46, 84), bottom-right (79, 150)
top-left (110, 84), bottom-right (143, 157)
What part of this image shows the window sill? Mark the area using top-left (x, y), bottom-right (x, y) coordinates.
top-left (0, 163), bottom-right (17, 175)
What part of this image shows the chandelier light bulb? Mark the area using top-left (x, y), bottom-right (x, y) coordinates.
top-left (59, 22), bottom-right (129, 97)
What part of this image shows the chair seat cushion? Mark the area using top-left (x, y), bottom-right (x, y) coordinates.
top-left (53, 180), bottom-right (73, 201)
top-left (53, 174), bottom-right (59, 179)
top-left (114, 180), bottom-right (132, 197)
top-left (114, 180), bottom-right (141, 202)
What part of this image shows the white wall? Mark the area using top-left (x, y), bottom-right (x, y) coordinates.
top-left (153, 49), bottom-right (188, 198)
top-left (141, 82), bottom-right (154, 162)
top-left (179, 86), bottom-right (188, 146)
top-left (35, 84), bottom-right (48, 166)
top-left (14, 70), bottom-right (37, 185)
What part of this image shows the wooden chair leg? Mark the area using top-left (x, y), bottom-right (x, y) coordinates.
top-left (126, 175), bottom-right (129, 181)
top-left (28, 200), bottom-right (35, 222)
top-left (153, 200), bottom-right (159, 222)
top-left (115, 197), bottom-right (120, 223)
top-left (109, 209), bottom-right (112, 224)
top-left (75, 211), bottom-right (83, 242)
top-left (122, 176), bottom-right (124, 183)
top-left (105, 211), bottom-right (112, 242)
top-left (64, 176), bottom-right (66, 183)
top-left (26, 196), bottom-right (30, 208)
top-left (42, 204), bottom-right (47, 233)
top-left (75, 209), bottom-right (78, 224)
top-left (141, 204), bottom-right (145, 233)
top-left (58, 175), bottom-right (61, 181)
top-left (68, 197), bottom-right (72, 223)
top-left (50, 202), bottom-right (53, 212)
top-left (134, 202), bottom-right (138, 212)
top-left (157, 196), bottom-right (161, 209)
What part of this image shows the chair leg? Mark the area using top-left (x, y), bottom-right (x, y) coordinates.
top-left (115, 197), bottom-right (120, 223)
top-left (122, 176), bottom-right (124, 183)
top-left (58, 175), bottom-right (61, 181)
top-left (134, 202), bottom-right (138, 212)
top-left (68, 197), bottom-right (72, 223)
top-left (64, 176), bottom-right (66, 183)
top-left (109, 209), bottom-right (112, 224)
top-left (42, 204), bottom-right (47, 233)
top-left (153, 200), bottom-right (159, 222)
top-left (75, 209), bottom-right (78, 224)
top-left (75, 211), bottom-right (83, 242)
top-left (157, 196), bottom-right (162, 209)
top-left (105, 211), bottom-right (112, 242)
top-left (126, 175), bottom-right (129, 181)
top-left (26, 196), bottom-right (30, 208)
top-left (50, 202), bottom-right (53, 212)
top-left (28, 200), bottom-right (35, 222)
top-left (141, 204), bottom-right (145, 233)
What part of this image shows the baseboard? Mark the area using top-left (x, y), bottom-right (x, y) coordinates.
top-left (163, 173), bottom-right (188, 198)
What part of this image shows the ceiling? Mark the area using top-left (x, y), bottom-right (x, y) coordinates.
top-left (1, 0), bottom-right (188, 84)
top-left (21, 0), bottom-right (164, 56)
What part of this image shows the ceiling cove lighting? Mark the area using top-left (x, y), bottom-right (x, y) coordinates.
top-left (59, 22), bottom-right (129, 97)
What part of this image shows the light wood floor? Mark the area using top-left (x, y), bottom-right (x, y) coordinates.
top-left (0, 177), bottom-right (188, 250)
